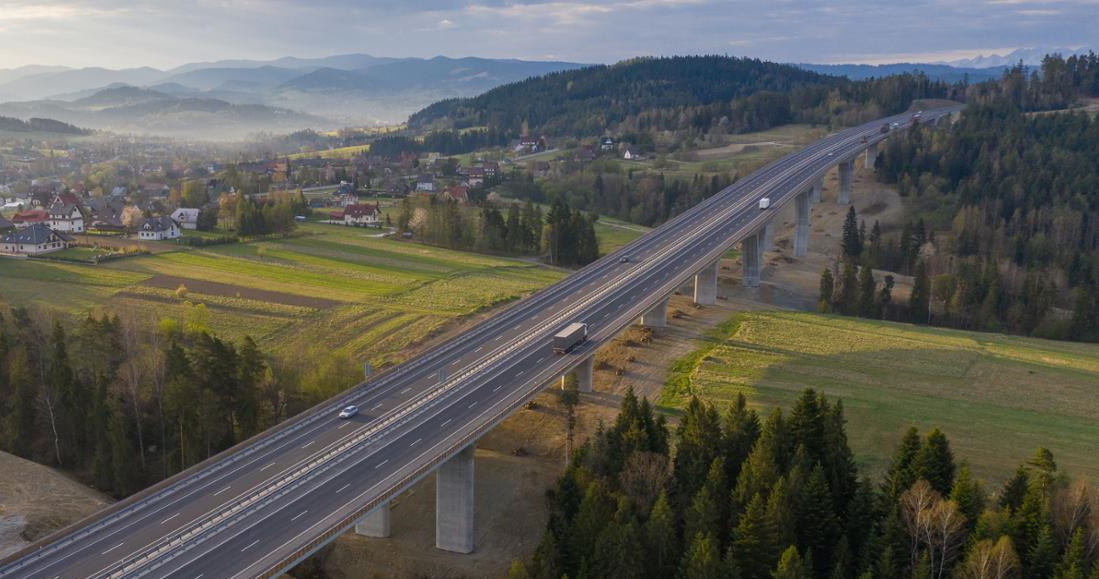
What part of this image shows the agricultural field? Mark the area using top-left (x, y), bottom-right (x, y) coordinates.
top-left (0, 224), bottom-right (563, 367)
top-left (661, 310), bottom-right (1099, 485)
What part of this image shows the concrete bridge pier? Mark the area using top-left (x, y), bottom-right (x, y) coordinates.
top-left (837, 161), bottom-right (853, 204)
top-left (640, 297), bottom-right (669, 328)
top-left (810, 179), bottom-right (822, 204)
top-left (436, 444), bottom-right (475, 554)
top-left (742, 231), bottom-right (762, 288)
top-left (693, 261), bottom-right (719, 305)
top-left (573, 355), bottom-right (595, 393)
top-left (761, 219), bottom-right (775, 252)
top-left (794, 190), bottom-right (810, 257)
top-left (864, 142), bottom-right (879, 170)
top-left (355, 503), bottom-right (391, 538)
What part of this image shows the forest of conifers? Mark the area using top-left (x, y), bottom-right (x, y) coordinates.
top-left (821, 56), bottom-right (1099, 340)
top-left (516, 390), bottom-right (1098, 579)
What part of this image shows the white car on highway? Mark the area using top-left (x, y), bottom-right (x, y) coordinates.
top-left (338, 405), bottom-right (359, 419)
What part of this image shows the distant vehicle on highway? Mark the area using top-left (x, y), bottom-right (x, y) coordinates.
top-left (880, 123), bottom-right (891, 134)
top-left (552, 322), bottom-right (588, 354)
top-left (338, 405), bottom-right (359, 419)
top-left (759, 197), bottom-right (771, 210)
top-left (619, 256), bottom-right (630, 263)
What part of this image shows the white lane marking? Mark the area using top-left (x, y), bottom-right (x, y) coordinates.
top-left (260, 462), bottom-right (276, 472)
top-left (160, 512), bottom-right (180, 525)
top-left (338, 421), bottom-right (351, 430)
top-left (301, 440), bottom-right (315, 449)
top-left (513, 324), bottom-right (521, 330)
top-left (375, 459), bottom-right (389, 470)
top-left (337, 483), bottom-right (351, 493)
top-left (193, 575), bottom-right (203, 579)
top-left (475, 346), bottom-right (484, 353)
top-left (400, 387), bottom-right (411, 394)
top-left (241, 540), bottom-right (260, 552)
top-left (291, 510), bottom-right (309, 522)
top-left (468, 401), bottom-right (478, 409)
top-left (102, 542), bottom-right (124, 555)
top-left (371, 403), bottom-right (383, 411)
top-left (536, 356), bottom-right (545, 363)
top-left (493, 385), bottom-right (502, 392)
top-left (410, 438), bottom-right (423, 447)
top-left (441, 418), bottom-right (452, 427)
top-left (495, 336), bottom-right (503, 341)
top-left (516, 370), bottom-right (525, 377)
top-left (213, 485), bottom-right (231, 496)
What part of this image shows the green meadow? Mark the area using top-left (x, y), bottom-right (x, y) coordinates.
top-left (0, 223), bottom-right (562, 366)
top-left (661, 310), bottom-right (1099, 486)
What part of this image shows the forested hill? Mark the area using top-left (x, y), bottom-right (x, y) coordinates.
top-left (408, 55), bottom-right (956, 138)
top-left (0, 115), bottom-right (88, 135)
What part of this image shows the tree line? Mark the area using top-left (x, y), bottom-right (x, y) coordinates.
top-left (0, 307), bottom-right (359, 497)
top-left (514, 389), bottom-right (1099, 579)
top-left (395, 195), bottom-right (600, 267)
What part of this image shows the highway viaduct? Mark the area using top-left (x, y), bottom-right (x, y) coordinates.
top-left (0, 108), bottom-right (959, 579)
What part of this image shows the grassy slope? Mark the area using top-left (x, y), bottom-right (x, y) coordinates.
top-left (0, 223), bottom-right (562, 366)
top-left (661, 311), bottom-right (1099, 486)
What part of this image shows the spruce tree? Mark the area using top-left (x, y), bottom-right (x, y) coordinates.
top-left (839, 258), bottom-right (858, 315)
top-left (645, 493), bottom-right (678, 578)
top-left (819, 268), bottom-right (835, 313)
top-left (731, 494), bottom-right (778, 579)
top-left (773, 546), bottom-right (809, 579)
top-left (857, 265), bottom-right (877, 318)
top-left (949, 465), bottom-right (985, 529)
top-left (796, 464), bottom-right (840, 578)
top-left (842, 206), bottom-right (862, 257)
top-left (884, 427), bottom-right (921, 499)
top-left (722, 393), bottom-right (761, 485)
top-left (681, 532), bottom-right (723, 579)
top-left (912, 428), bottom-right (955, 495)
top-left (910, 259), bottom-right (931, 323)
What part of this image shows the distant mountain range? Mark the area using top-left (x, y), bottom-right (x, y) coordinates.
top-left (0, 54), bottom-right (588, 136)
top-left (0, 48), bottom-right (1089, 139)
top-left (940, 46), bottom-right (1094, 69)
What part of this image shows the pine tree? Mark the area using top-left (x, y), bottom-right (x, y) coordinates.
top-left (1057, 528), bottom-right (1088, 579)
top-left (681, 532), bottom-right (723, 579)
top-left (773, 546), bottom-right (809, 579)
top-left (819, 268), bottom-right (835, 313)
top-left (796, 464), bottom-right (840, 577)
top-left (842, 206), bottom-right (862, 257)
top-left (884, 427), bottom-right (921, 499)
top-left (722, 394), bottom-right (761, 490)
top-left (675, 397), bottom-right (723, 508)
top-left (731, 494), bottom-right (778, 579)
top-left (838, 258), bottom-right (859, 315)
top-left (949, 465), bottom-right (985, 529)
top-left (912, 428), bottom-right (955, 495)
top-left (857, 265), bottom-right (877, 318)
top-left (645, 492), bottom-right (678, 578)
top-left (910, 259), bottom-right (931, 323)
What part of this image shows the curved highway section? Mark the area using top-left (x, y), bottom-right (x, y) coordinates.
top-left (0, 108), bottom-right (958, 579)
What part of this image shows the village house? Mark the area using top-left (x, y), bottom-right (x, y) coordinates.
top-left (600, 137), bottom-right (616, 151)
top-left (443, 186), bottom-right (469, 203)
top-left (415, 174), bottom-right (436, 192)
top-left (171, 207), bottom-right (201, 230)
top-left (137, 216), bottom-right (181, 241)
top-left (47, 194), bottom-right (85, 233)
top-left (0, 223), bottom-right (72, 256)
top-left (11, 208), bottom-right (48, 228)
top-left (87, 197), bottom-right (126, 231)
top-left (342, 203), bottom-right (380, 227)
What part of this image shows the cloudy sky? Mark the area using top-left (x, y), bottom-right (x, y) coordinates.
top-left (0, 0), bottom-right (1095, 70)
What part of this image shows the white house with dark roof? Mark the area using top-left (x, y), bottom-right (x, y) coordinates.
top-left (46, 195), bottom-right (85, 233)
top-left (137, 216), bottom-right (181, 240)
top-left (343, 203), bottom-right (380, 227)
top-left (1, 223), bottom-right (72, 255)
top-left (171, 208), bottom-right (201, 230)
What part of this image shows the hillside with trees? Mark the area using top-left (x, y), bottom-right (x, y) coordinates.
top-left (821, 53), bottom-right (1099, 341)
top-left (409, 55), bottom-right (957, 139)
top-left (517, 389), bottom-right (1099, 579)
